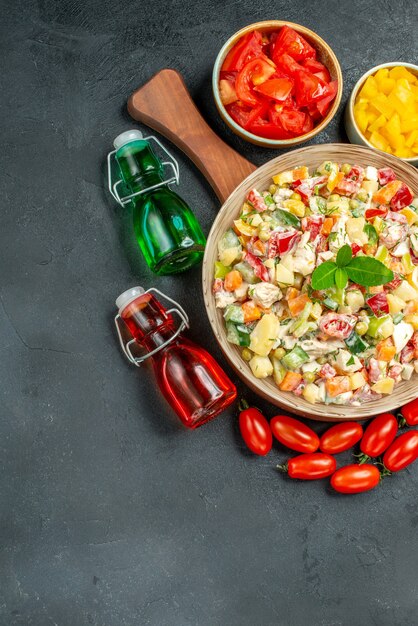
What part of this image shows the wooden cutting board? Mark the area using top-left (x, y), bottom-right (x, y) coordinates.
top-left (128, 69), bottom-right (257, 203)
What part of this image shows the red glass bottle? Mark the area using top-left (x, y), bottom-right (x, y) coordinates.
top-left (115, 287), bottom-right (237, 428)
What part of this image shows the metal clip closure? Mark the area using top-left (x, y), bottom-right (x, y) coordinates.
top-left (107, 136), bottom-right (180, 207)
top-left (114, 288), bottom-right (189, 367)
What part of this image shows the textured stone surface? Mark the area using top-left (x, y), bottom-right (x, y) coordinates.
top-left (1, 0), bottom-right (418, 624)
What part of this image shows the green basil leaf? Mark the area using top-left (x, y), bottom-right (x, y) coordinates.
top-left (364, 223), bottom-right (378, 245)
top-left (345, 257), bottom-right (394, 286)
top-left (336, 244), bottom-right (353, 267)
top-left (311, 261), bottom-right (337, 291)
top-left (335, 267), bottom-right (348, 289)
top-left (273, 208), bottom-right (301, 229)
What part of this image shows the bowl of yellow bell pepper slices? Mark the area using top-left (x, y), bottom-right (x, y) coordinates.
top-left (345, 62), bottom-right (418, 166)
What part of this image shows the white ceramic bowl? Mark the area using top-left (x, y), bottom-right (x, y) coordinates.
top-left (345, 62), bottom-right (418, 166)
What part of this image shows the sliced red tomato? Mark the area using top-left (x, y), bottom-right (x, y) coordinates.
top-left (334, 177), bottom-right (361, 196)
top-left (304, 215), bottom-right (324, 240)
top-left (273, 52), bottom-right (305, 77)
top-left (219, 70), bottom-right (238, 82)
top-left (271, 25), bottom-right (316, 63)
top-left (302, 58), bottom-right (331, 83)
top-left (245, 251), bottom-right (270, 281)
top-left (365, 206), bottom-right (388, 220)
top-left (249, 119), bottom-right (292, 140)
top-left (254, 77), bottom-right (293, 101)
top-left (384, 274), bottom-right (403, 291)
top-left (225, 102), bottom-right (252, 127)
top-left (351, 242), bottom-right (362, 255)
top-left (222, 31), bottom-right (264, 72)
top-left (346, 165), bottom-right (364, 182)
top-left (319, 313), bottom-right (356, 339)
top-left (278, 232), bottom-right (299, 253)
top-left (294, 70), bottom-right (329, 107)
top-left (236, 57), bottom-right (276, 106)
top-left (390, 183), bottom-right (414, 211)
top-left (315, 80), bottom-right (338, 116)
top-left (366, 293), bottom-right (389, 317)
top-left (292, 175), bottom-right (327, 203)
top-left (276, 108), bottom-right (313, 135)
top-left (244, 100), bottom-right (270, 128)
top-left (219, 79), bottom-right (238, 105)
top-left (378, 167), bottom-right (396, 186)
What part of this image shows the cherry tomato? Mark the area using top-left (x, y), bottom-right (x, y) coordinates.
top-left (383, 430), bottom-right (418, 472)
top-left (236, 57), bottom-right (276, 106)
top-left (330, 464), bottom-right (381, 494)
top-left (278, 453), bottom-right (336, 480)
top-left (239, 404), bottom-right (272, 456)
top-left (400, 398), bottom-right (418, 426)
top-left (319, 313), bottom-right (356, 339)
top-left (320, 422), bottom-right (363, 455)
top-left (359, 413), bottom-right (398, 461)
top-left (270, 415), bottom-right (319, 453)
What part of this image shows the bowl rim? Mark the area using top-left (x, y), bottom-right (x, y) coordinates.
top-left (212, 20), bottom-right (343, 147)
top-left (347, 61), bottom-right (418, 163)
top-left (202, 142), bottom-right (418, 421)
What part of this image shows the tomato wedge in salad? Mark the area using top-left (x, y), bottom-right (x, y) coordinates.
top-left (220, 26), bottom-right (338, 139)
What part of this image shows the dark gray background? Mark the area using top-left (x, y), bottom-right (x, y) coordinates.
top-left (1, 0), bottom-right (418, 624)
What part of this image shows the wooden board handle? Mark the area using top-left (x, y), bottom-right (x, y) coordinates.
top-left (128, 69), bottom-right (256, 203)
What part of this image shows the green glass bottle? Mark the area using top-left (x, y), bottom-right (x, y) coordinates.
top-left (112, 130), bottom-right (206, 275)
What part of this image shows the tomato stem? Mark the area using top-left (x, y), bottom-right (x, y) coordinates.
top-left (354, 452), bottom-right (370, 465)
top-left (276, 463), bottom-right (288, 474)
top-left (374, 457), bottom-right (392, 479)
top-left (238, 398), bottom-right (250, 412)
top-left (397, 412), bottom-right (407, 428)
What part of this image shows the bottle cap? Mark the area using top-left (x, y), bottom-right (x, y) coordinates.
top-left (113, 129), bottom-right (144, 150)
top-left (116, 286), bottom-right (145, 312)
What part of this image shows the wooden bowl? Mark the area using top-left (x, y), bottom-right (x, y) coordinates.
top-left (202, 143), bottom-right (418, 421)
top-left (212, 21), bottom-right (343, 148)
top-left (345, 62), bottom-right (418, 166)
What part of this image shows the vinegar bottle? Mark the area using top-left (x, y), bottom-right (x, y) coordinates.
top-left (115, 287), bottom-right (237, 429)
top-left (110, 130), bottom-right (206, 275)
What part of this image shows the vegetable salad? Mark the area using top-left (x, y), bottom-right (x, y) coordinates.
top-left (213, 161), bottom-right (418, 405)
